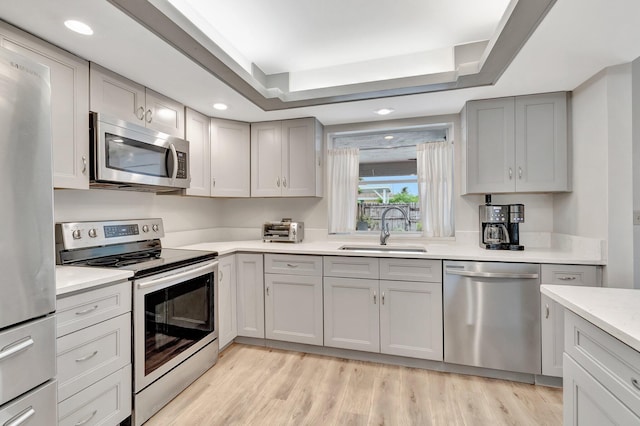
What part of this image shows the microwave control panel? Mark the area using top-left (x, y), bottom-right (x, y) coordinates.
top-left (176, 151), bottom-right (187, 179)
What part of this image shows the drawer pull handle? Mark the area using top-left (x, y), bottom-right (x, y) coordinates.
top-left (632, 378), bottom-right (640, 392)
top-left (75, 305), bottom-right (99, 315)
top-left (4, 406), bottom-right (35, 426)
top-left (75, 350), bottom-right (98, 362)
top-left (286, 263), bottom-right (298, 268)
top-left (74, 410), bottom-right (97, 426)
top-left (0, 337), bottom-right (34, 362)
top-left (558, 276), bottom-right (577, 281)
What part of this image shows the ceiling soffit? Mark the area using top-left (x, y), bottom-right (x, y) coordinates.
top-left (107, 0), bottom-right (556, 111)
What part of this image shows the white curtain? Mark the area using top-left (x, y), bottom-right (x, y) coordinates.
top-left (417, 141), bottom-right (454, 237)
top-left (328, 147), bottom-right (359, 233)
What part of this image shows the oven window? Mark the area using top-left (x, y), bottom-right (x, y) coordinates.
top-left (144, 272), bottom-right (215, 375)
top-left (106, 132), bottom-right (170, 177)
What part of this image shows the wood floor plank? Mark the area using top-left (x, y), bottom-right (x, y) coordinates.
top-left (147, 344), bottom-right (563, 426)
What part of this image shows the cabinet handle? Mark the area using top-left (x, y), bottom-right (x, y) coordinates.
top-left (558, 276), bottom-right (577, 281)
top-left (136, 106), bottom-right (145, 120)
top-left (4, 406), bottom-right (36, 426)
top-left (74, 410), bottom-right (97, 426)
top-left (212, 178), bottom-right (216, 188)
top-left (283, 177), bottom-right (287, 188)
top-left (219, 270), bottom-right (223, 281)
top-left (373, 290), bottom-right (377, 304)
top-left (518, 167), bottom-right (523, 179)
top-left (81, 155), bottom-right (87, 174)
top-left (266, 286), bottom-right (270, 296)
top-left (75, 305), bottom-right (99, 315)
top-left (381, 292), bottom-right (385, 305)
top-left (508, 168), bottom-right (513, 179)
top-left (145, 109), bottom-right (153, 123)
top-left (75, 350), bottom-right (98, 362)
top-left (545, 304), bottom-right (550, 319)
top-left (632, 378), bottom-right (640, 392)
top-left (286, 263), bottom-right (298, 268)
top-left (276, 177), bottom-right (280, 187)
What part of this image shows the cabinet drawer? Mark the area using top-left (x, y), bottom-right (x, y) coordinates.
top-left (0, 316), bottom-right (55, 406)
top-left (58, 364), bottom-right (132, 426)
top-left (565, 310), bottom-right (640, 417)
top-left (57, 281), bottom-right (131, 337)
top-left (323, 256), bottom-right (379, 279)
top-left (264, 254), bottom-right (322, 276)
top-left (541, 264), bottom-right (600, 286)
top-left (380, 258), bottom-right (442, 282)
top-left (57, 313), bottom-right (131, 402)
top-left (0, 381), bottom-right (57, 426)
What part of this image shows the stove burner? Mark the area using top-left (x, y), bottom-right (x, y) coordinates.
top-left (121, 251), bottom-right (160, 260)
top-left (86, 257), bottom-right (120, 267)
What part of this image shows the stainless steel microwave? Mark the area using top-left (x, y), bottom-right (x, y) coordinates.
top-left (90, 112), bottom-right (190, 192)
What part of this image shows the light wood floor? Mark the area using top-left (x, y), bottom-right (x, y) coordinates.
top-left (147, 344), bottom-right (562, 426)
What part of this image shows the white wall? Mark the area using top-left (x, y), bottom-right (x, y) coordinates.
top-left (554, 63), bottom-right (636, 288)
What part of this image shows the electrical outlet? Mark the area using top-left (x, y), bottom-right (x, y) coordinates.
top-left (634, 210), bottom-right (640, 226)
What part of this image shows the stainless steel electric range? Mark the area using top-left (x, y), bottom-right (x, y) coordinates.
top-left (55, 218), bottom-right (218, 426)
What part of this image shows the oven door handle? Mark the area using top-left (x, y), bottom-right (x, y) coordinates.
top-left (137, 261), bottom-right (216, 291)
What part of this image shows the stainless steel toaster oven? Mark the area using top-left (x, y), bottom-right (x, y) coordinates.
top-left (262, 219), bottom-right (304, 243)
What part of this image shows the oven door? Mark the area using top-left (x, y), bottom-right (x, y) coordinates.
top-left (92, 113), bottom-right (190, 189)
top-left (133, 260), bottom-right (217, 393)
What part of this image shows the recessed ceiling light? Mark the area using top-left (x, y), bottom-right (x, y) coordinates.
top-left (213, 103), bottom-right (228, 111)
top-left (384, 135), bottom-right (394, 140)
top-left (374, 108), bottom-right (394, 116)
top-left (64, 20), bottom-right (93, 36)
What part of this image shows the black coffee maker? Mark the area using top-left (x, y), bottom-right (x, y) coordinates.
top-left (479, 195), bottom-right (525, 250)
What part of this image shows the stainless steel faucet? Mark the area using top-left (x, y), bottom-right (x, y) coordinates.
top-left (380, 206), bottom-right (411, 245)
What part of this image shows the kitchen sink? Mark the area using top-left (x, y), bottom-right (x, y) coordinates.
top-left (338, 245), bottom-right (427, 254)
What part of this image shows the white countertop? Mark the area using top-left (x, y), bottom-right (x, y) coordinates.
top-left (541, 285), bottom-right (640, 352)
top-left (179, 239), bottom-right (605, 265)
top-left (56, 266), bottom-right (133, 296)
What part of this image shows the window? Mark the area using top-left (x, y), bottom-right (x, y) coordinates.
top-left (331, 125), bottom-right (450, 234)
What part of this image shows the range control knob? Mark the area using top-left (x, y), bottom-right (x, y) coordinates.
top-left (152, 224), bottom-right (159, 232)
top-left (142, 225), bottom-right (149, 233)
top-left (72, 229), bottom-right (82, 240)
top-left (88, 229), bottom-right (97, 238)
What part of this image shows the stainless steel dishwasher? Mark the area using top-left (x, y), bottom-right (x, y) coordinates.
top-left (443, 260), bottom-right (541, 375)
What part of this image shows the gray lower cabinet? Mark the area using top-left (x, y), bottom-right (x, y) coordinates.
top-left (236, 253), bottom-right (265, 338)
top-left (563, 310), bottom-right (640, 424)
top-left (56, 280), bottom-right (132, 425)
top-left (218, 254), bottom-right (237, 349)
top-left (323, 257), bottom-right (443, 361)
top-left (264, 254), bottom-right (323, 345)
top-left (540, 264), bottom-right (601, 377)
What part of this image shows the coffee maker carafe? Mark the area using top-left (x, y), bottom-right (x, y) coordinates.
top-left (479, 195), bottom-right (510, 250)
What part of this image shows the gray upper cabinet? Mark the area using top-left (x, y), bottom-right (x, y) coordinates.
top-left (211, 118), bottom-right (250, 197)
top-left (0, 22), bottom-right (90, 189)
top-left (185, 108), bottom-right (211, 197)
top-left (251, 117), bottom-right (323, 197)
top-left (89, 63), bottom-right (184, 137)
top-left (464, 92), bottom-right (570, 194)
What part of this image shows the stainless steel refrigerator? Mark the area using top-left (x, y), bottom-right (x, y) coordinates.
top-left (0, 48), bottom-right (57, 422)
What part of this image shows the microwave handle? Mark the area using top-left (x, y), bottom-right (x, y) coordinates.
top-left (169, 143), bottom-right (178, 181)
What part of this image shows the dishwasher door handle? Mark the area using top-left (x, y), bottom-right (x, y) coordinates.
top-left (445, 268), bottom-right (539, 279)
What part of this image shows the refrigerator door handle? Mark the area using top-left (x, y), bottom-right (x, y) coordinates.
top-left (0, 337), bottom-right (34, 362)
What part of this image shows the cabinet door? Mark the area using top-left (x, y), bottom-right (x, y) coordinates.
top-left (323, 277), bottom-right (379, 352)
top-left (211, 118), bottom-right (250, 197)
top-left (379, 280), bottom-right (443, 361)
top-left (251, 121), bottom-right (282, 196)
top-left (185, 108), bottom-right (211, 197)
top-left (563, 354), bottom-right (640, 425)
top-left (541, 294), bottom-right (564, 377)
top-left (264, 274), bottom-right (323, 345)
top-left (218, 255), bottom-right (237, 348)
top-left (281, 118), bottom-right (318, 196)
top-left (466, 98), bottom-right (515, 194)
top-left (144, 88), bottom-right (184, 137)
top-left (89, 63), bottom-right (145, 125)
top-left (515, 92), bottom-right (569, 192)
top-left (0, 23), bottom-right (89, 189)
top-left (236, 254), bottom-right (264, 338)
